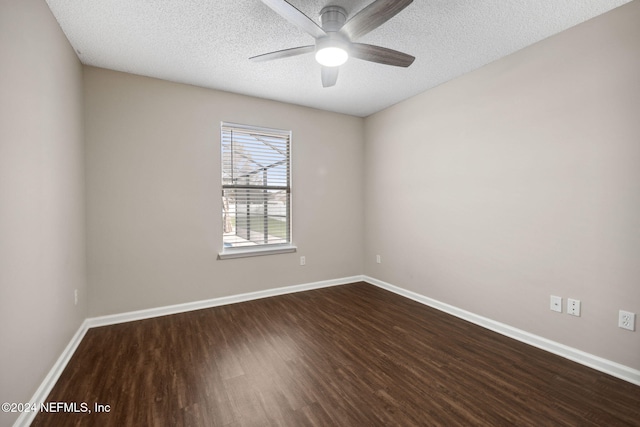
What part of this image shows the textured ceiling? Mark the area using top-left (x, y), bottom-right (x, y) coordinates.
top-left (45, 0), bottom-right (630, 117)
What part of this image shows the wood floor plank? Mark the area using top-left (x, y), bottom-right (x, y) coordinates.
top-left (32, 282), bottom-right (640, 426)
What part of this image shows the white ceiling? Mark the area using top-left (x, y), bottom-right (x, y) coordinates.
top-left (45, 0), bottom-right (630, 117)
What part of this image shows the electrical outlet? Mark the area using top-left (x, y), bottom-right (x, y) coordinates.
top-left (376, 254), bottom-right (381, 264)
top-left (300, 256), bottom-right (306, 266)
top-left (618, 310), bottom-right (636, 331)
top-left (550, 295), bottom-right (562, 313)
top-left (74, 289), bottom-right (78, 306)
top-left (567, 298), bottom-right (581, 316)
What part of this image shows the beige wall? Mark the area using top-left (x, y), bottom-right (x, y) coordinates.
top-left (0, 0), bottom-right (86, 425)
top-left (2, 4), bottom-right (637, 419)
top-left (84, 67), bottom-right (364, 316)
top-left (364, 2), bottom-right (640, 370)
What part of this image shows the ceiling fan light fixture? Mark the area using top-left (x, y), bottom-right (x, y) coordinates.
top-left (315, 46), bottom-right (348, 67)
top-left (315, 33), bottom-right (350, 67)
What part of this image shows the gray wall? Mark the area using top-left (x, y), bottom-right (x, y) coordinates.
top-left (0, 0), bottom-right (86, 425)
top-left (84, 67), bottom-right (364, 316)
top-left (364, 2), bottom-right (640, 370)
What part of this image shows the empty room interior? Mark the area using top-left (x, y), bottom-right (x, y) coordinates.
top-left (2, 0), bottom-right (640, 425)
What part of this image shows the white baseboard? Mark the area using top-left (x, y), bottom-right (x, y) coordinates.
top-left (86, 275), bottom-right (364, 328)
top-left (14, 320), bottom-right (91, 427)
top-left (363, 275), bottom-right (640, 386)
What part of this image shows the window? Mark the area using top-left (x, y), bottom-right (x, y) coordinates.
top-left (219, 122), bottom-right (294, 258)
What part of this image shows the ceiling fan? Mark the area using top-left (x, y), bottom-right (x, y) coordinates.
top-left (250, 0), bottom-right (415, 87)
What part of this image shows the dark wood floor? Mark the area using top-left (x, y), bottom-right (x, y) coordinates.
top-left (33, 282), bottom-right (640, 426)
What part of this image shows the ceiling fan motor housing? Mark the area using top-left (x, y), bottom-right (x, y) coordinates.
top-left (316, 5), bottom-right (350, 66)
top-left (316, 32), bottom-right (350, 52)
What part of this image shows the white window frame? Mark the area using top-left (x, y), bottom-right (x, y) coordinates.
top-left (218, 122), bottom-right (295, 260)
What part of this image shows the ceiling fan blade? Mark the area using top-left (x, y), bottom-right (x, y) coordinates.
top-left (261, 0), bottom-right (326, 39)
top-left (321, 66), bottom-right (339, 88)
top-left (350, 43), bottom-right (415, 67)
top-left (340, 0), bottom-right (412, 40)
top-left (250, 45), bottom-right (315, 62)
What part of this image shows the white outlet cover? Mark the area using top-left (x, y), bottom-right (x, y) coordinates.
top-left (618, 310), bottom-right (636, 331)
top-left (567, 298), bottom-right (581, 316)
top-left (550, 295), bottom-right (562, 313)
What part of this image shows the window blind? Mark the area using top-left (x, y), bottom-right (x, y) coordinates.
top-left (221, 122), bottom-right (291, 249)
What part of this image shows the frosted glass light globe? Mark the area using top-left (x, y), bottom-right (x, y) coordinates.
top-left (315, 47), bottom-right (348, 67)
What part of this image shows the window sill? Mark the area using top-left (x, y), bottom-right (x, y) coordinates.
top-left (218, 245), bottom-right (297, 260)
